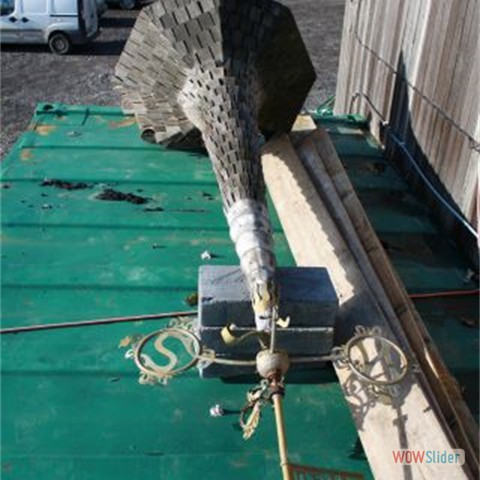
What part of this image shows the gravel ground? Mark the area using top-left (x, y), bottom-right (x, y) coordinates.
top-left (0, 0), bottom-right (345, 156)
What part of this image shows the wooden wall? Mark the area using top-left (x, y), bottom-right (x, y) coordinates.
top-left (335, 0), bottom-right (479, 249)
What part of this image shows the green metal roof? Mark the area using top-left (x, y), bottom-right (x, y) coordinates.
top-left (319, 116), bottom-right (479, 421)
top-left (1, 104), bottom-right (372, 479)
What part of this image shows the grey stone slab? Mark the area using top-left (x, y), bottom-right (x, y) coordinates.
top-left (199, 265), bottom-right (338, 328)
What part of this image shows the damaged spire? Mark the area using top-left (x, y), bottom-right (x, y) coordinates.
top-left (114, 0), bottom-right (315, 330)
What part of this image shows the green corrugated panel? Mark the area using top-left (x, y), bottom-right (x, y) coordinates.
top-left (1, 104), bottom-right (372, 479)
top-left (320, 117), bottom-right (479, 422)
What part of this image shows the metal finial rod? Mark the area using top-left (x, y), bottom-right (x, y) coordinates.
top-left (271, 380), bottom-right (293, 480)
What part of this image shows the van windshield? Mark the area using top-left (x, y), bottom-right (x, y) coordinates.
top-left (1, 0), bottom-right (14, 15)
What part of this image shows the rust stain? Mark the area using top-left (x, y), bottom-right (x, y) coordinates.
top-left (118, 334), bottom-right (143, 348)
top-left (35, 125), bottom-right (57, 136)
top-left (118, 336), bottom-right (132, 348)
top-left (109, 118), bottom-right (136, 129)
top-left (20, 149), bottom-right (33, 161)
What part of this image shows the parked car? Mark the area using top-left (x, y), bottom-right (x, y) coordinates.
top-left (0, 0), bottom-right (99, 54)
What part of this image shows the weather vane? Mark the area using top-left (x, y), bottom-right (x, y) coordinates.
top-left (112, 1), bottom-right (409, 478)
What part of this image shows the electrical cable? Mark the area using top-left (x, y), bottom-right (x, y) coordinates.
top-left (409, 289), bottom-right (479, 300)
top-left (386, 128), bottom-right (478, 239)
top-left (348, 91), bottom-right (478, 239)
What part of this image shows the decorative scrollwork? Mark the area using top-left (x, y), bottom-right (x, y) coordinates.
top-left (334, 326), bottom-right (409, 400)
top-left (133, 328), bottom-right (202, 383)
top-left (240, 380), bottom-right (271, 440)
top-left (168, 316), bottom-right (196, 331)
top-left (122, 323), bottom-right (409, 402)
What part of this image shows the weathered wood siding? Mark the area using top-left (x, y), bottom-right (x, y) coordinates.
top-left (335, 0), bottom-right (479, 232)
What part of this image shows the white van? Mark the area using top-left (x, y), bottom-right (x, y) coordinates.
top-left (0, 0), bottom-right (98, 54)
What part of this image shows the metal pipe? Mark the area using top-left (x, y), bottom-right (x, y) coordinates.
top-left (272, 391), bottom-right (293, 480)
top-left (269, 314), bottom-right (277, 353)
top-left (0, 310), bottom-right (197, 335)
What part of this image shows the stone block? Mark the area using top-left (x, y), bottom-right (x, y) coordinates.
top-left (197, 265), bottom-right (338, 378)
top-left (199, 266), bottom-right (338, 328)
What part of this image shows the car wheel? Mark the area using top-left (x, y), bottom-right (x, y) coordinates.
top-left (48, 32), bottom-right (71, 55)
top-left (119, 0), bottom-right (135, 9)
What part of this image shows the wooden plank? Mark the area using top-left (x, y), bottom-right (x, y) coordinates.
top-left (434, 1), bottom-right (464, 180)
top-left (446, 0), bottom-right (477, 127)
top-left (261, 133), bottom-right (473, 480)
top-left (341, 0), bottom-right (359, 113)
top-left (334, 0), bottom-right (351, 112)
top-left (378, 1), bottom-right (402, 125)
top-left (459, 3), bottom-right (480, 139)
top-left (430, 3), bottom-right (465, 171)
top-left (414, 1), bottom-right (443, 163)
top-left (338, 0), bottom-right (361, 113)
top-left (442, 0), bottom-right (479, 196)
top-left (307, 125), bottom-right (479, 472)
top-left (352, 0), bottom-right (372, 114)
top-left (452, 131), bottom-right (471, 204)
top-left (365, 0), bottom-right (383, 120)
